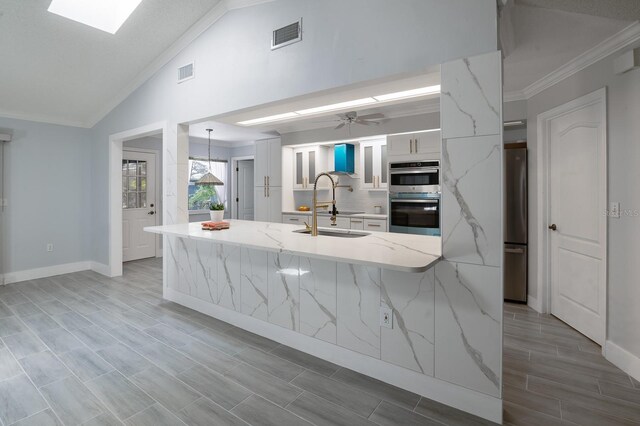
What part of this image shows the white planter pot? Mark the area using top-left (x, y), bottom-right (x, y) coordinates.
top-left (209, 210), bottom-right (224, 222)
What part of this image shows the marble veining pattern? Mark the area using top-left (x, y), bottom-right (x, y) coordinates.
top-left (336, 264), bottom-right (380, 358)
top-left (165, 236), bottom-right (180, 293)
top-left (380, 269), bottom-right (434, 375)
top-left (241, 248), bottom-right (269, 321)
top-left (217, 244), bottom-right (241, 311)
top-left (177, 238), bottom-right (197, 296)
top-left (441, 135), bottom-right (501, 267)
top-left (194, 241), bottom-right (217, 303)
top-left (441, 51), bottom-right (501, 139)
top-left (434, 260), bottom-right (501, 397)
top-left (267, 253), bottom-right (300, 331)
top-left (299, 257), bottom-right (337, 344)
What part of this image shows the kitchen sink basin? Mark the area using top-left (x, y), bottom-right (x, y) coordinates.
top-left (293, 229), bottom-right (370, 238)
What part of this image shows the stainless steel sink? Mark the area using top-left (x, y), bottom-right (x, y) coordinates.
top-left (293, 229), bottom-right (370, 238)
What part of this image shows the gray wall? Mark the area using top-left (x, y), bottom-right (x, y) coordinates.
top-left (89, 0), bottom-right (498, 265)
top-left (0, 117), bottom-right (90, 274)
top-left (523, 41), bottom-right (640, 361)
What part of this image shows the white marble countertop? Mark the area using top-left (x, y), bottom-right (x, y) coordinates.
top-left (282, 211), bottom-right (388, 219)
top-left (145, 220), bottom-right (440, 273)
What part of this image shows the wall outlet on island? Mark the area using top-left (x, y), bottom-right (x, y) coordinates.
top-left (380, 306), bottom-right (393, 329)
top-left (46, 243), bottom-right (54, 252)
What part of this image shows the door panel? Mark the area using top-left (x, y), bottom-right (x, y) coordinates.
top-left (237, 160), bottom-right (254, 220)
top-left (122, 150), bottom-right (157, 262)
top-left (548, 89), bottom-right (606, 345)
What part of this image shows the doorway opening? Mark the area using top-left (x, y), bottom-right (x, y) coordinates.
top-left (122, 133), bottom-right (163, 262)
top-left (108, 122), bottom-right (167, 277)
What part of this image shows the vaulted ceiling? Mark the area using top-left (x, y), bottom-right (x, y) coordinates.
top-left (0, 0), bottom-right (223, 127)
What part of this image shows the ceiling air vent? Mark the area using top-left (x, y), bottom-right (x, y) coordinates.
top-left (271, 19), bottom-right (302, 50)
top-left (178, 62), bottom-right (195, 83)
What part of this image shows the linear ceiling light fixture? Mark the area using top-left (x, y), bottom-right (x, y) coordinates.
top-left (237, 112), bottom-right (300, 126)
top-left (47, 0), bottom-right (143, 34)
top-left (373, 85), bottom-right (441, 102)
top-left (236, 86), bottom-right (441, 126)
top-left (295, 98), bottom-right (377, 116)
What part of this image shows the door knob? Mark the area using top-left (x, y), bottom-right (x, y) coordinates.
top-left (148, 211), bottom-right (155, 215)
top-left (548, 223), bottom-right (557, 231)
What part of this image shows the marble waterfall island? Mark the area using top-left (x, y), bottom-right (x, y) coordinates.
top-left (145, 220), bottom-right (499, 422)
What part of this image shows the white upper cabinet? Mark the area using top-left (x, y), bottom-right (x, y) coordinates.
top-left (293, 145), bottom-right (329, 189)
top-left (255, 138), bottom-right (282, 188)
top-left (387, 131), bottom-right (441, 160)
top-left (359, 139), bottom-right (387, 190)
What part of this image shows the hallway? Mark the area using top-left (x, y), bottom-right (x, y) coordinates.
top-left (503, 303), bottom-right (640, 425)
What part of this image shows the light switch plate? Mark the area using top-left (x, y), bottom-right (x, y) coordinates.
top-left (610, 202), bottom-right (620, 218)
top-left (380, 305), bottom-right (393, 329)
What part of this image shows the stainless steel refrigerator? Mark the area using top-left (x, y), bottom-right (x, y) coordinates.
top-left (504, 144), bottom-right (528, 302)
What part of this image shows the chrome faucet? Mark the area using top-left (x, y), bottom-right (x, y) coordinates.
top-left (311, 172), bottom-right (338, 236)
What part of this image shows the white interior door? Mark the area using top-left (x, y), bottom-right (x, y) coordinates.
top-left (237, 160), bottom-right (254, 220)
top-left (547, 89), bottom-right (606, 345)
top-left (122, 150), bottom-right (157, 262)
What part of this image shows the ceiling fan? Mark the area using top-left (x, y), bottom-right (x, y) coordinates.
top-left (316, 111), bottom-right (386, 130)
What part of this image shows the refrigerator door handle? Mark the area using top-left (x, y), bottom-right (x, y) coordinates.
top-left (505, 247), bottom-right (525, 254)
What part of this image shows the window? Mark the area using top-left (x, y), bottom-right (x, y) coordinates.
top-left (188, 158), bottom-right (227, 211)
top-left (122, 160), bottom-right (147, 209)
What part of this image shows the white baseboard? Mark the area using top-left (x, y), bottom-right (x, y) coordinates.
top-left (527, 294), bottom-right (543, 313)
top-left (90, 262), bottom-right (112, 277)
top-left (166, 288), bottom-right (503, 424)
top-left (3, 261), bottom-right (91, 284)
top-left (605, 340), bottom-right (640, 383)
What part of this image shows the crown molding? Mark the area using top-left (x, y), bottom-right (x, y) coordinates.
top-left (503, 90), bottom-right (526, 103)
top-left (519, 21), bottom-right (640, 100)
top-left (0, 109), bottom-right (88, 129)
top-left (85, 0), bottom-right (275, 128)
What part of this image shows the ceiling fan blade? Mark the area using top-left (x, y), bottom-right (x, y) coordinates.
top-left (355, 119), bottom-right (377, 126)
top-left (335, 122), bottom-right (346, 130)
top-left (357, 113), bottom-right (385, 120)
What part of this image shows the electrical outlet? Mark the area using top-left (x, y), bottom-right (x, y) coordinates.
top-left (46, 243), bottom-right (54, 252)
top-left (380, 305), bottom-right (393, 329)
top-left (610, 202), bottom-right (620, 218)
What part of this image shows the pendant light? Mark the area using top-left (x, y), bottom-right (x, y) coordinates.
top-left (196, 128), bottom-right (223, 186)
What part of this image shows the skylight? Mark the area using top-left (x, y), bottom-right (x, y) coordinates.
top-left (48, 0), bottom-right (143, 34)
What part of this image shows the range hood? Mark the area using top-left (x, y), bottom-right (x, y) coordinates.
top-left (328, 143), bottom-right (356, 176)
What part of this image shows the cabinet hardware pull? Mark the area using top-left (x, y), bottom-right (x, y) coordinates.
top-left (351, 220), bottom-right (362, 223)
top-left (367, 224), bottom-right (382, 227)
top-left (289, 218), bottom-right (299, 221)
top-left (267, 186), bottom-right (270, 197)
top-left (264, 176), bottom-right (266, 186)
top-left (264, 186), bottom-right (266, 197)
top-left (267, 176), bottom-right (270, 187)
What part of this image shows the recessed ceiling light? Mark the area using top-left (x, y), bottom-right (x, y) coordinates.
top-left (237, 112), bottom-right (299, 126)
top-left (295, 98), bottom-right (377, 115)
top-left (373, 85), bottom-right (441, 102)
top-left (48, 0), bottom-right (143, 34)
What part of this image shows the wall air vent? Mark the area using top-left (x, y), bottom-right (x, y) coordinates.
top-left (178, 62), bottom-right (195, 83)
top-left (271, 19), bottom-right (302, 50)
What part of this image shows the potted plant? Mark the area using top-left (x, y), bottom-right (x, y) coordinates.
top-left (209, 202), bottom-right (225, 222)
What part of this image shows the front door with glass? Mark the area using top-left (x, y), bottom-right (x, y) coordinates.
top-left (122, 150), bottom-right (157, 262)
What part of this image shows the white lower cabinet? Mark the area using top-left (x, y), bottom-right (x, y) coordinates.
top-left (349, 218), bottom-right (365, 230)
top-left (317, 216), bottom-right (350, 229)
top-left (282, 214), bottom-right (307, 224)
top-left (364, 218), bottom-right (387, 232)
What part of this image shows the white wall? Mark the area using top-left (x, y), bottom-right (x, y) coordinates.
top-left (523, 41), bottom-right (640, 366)
top-left (0, 117), bottom-right (90, 276)
top-left (89, 0), bottom-right (498, 265)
